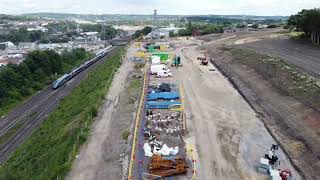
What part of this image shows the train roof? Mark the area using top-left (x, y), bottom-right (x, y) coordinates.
top-left (56, 73), bottom-right (70, 82)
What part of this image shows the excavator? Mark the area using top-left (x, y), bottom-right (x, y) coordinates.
top-left (197, 52), bottom-right (210, 66)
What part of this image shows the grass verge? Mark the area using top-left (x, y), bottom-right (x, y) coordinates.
top-left (221, 47), bottom-right (320, 110)
top-left (0, 47), bottom-right (125, 179)
top-left (288, 31), bottom-right (306, 39)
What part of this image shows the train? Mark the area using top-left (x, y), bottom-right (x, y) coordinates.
top-left (52, 45), bottom-right (113, 89)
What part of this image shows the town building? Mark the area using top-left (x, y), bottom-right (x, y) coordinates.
top-left (0, 42), bottom-right (15, 50)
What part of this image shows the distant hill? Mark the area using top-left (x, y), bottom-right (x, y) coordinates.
top-left (22, 13), bottom-right (181, 22)
top-left (185, 15), bottom-right (288, 24)
top-left (22, 13), bottom-right (287, 23)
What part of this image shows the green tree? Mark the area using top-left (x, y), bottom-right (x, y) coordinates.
top-left (186, 21), bottom-right (194, 35)
top-left (287, 8), bottom-right (320, 45)
top-left (0, 48), bottom-right (90, 115)
top-left (169, 31), bottom-right (176, 37)
top-left (132, 26), bottom-right (152, 38)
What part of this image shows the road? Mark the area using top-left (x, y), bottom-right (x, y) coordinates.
top-left (0, 46), bottom-right (119, 164)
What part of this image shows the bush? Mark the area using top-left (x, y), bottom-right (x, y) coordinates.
top-left (267, 24), bottom-right (279, 28)
top-left (134, 63), bottom-right (145, 70)
top-left (132, 26), bottom-right (152, 39)
top-left (122, 130), bottom-right (130, 142)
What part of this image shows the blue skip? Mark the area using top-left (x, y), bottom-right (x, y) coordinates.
top-left (147, 92), bottom-right (180, 101)
top-left (146, 101), bottom-right (182, 109)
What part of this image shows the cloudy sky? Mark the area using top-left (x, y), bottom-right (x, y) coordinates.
top-left (0, 0), bottom-right (319, 16)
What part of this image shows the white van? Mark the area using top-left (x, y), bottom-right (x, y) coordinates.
top-left (150, 64), bottom-right (171, 75)
top-left (156, 71), bottom-right (172, 78)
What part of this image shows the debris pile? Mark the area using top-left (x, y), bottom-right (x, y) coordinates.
top-left (144, 111), bottom-right (186, 140)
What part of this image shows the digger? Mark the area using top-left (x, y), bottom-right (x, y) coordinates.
top-left (197, 52), bottom-right (210, 66)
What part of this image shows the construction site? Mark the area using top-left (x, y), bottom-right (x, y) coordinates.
top-left (1, 2), bottom-right (320, 180)
top-left (65, 10), bottom-right (320, 180)
top-left (121, 10), bottom-right (320, 180)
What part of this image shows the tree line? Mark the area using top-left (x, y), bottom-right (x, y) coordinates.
top-left (287, 8), bottom-right (320, 45)
top-left (0, 29), bottom-right (47, 44)
top-left (177, 22), bottom-right (224, 36)
top-left (132, 26), bottom-right (152, 38)
top-left (0, 49), bottom-right (90, 116)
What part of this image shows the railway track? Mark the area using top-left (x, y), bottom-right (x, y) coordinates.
top-left (0, 46), bottom-right (119, 163)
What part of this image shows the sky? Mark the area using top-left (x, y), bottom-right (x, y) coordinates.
top-left (0, 0), bottom-right (319, 16)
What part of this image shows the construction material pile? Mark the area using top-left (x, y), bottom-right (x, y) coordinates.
top-left (148, 155), bottom-right (188, 177)
top-left (144, 111), bottom-right (186, 140)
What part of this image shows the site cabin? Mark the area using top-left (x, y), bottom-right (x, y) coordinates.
top-left (150, 64), bottom-right (170, 75)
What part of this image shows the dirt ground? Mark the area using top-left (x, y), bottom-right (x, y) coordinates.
top-left (236, 37), bottom-right (320, 78)
top-left (67, 44), bottom-right (142, 180)
top-left (169, 36), bottom-right (301, 180)
top-left (198, 30), bottom-right (319, 179)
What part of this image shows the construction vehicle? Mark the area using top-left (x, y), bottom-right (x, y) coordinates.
top-left (258, 144), bottom-right (293, 180)
top-left (197, 52), bottom-right (210, 66)
top-left (171, 55), bottom-right (182, 67)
